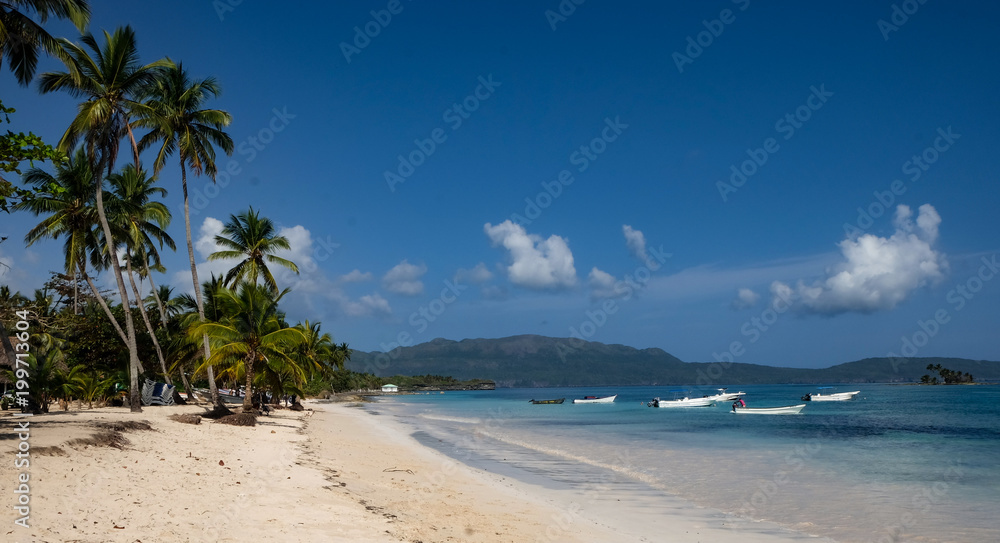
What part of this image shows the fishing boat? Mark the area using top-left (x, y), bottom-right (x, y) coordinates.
top-left (573, 394), bottom-right (617, 404)
top-left (801, 389), bottom-right (860, 402)
top-left (733, 404), bottom-right (805, 415)
top-left (648, 396), bottom-right (714, 408)
top-left (529, 398), bottom-right (565, 404)
top-left (705, 388), bottom-right (746, 402)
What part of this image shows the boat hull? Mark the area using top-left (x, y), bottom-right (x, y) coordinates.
top-left (530, 398), bottom-right (565, 404)
top-left (734, 404), bottom-right (805, 415)
top-left (573, 394), bottom-right (617, 404)
top-left (803, 391), bottom-right (860, 402)
top-left (651, 397), bottom-right (715, 408)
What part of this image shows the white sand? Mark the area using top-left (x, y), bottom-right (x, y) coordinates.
top-left (1, 400), bottom-right (825, 542)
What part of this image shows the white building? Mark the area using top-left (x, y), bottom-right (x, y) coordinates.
top-left (381, 384), bottom-right (399, 393)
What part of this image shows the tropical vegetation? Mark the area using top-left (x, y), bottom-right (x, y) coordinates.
top-left (0, 4), bottom-right (356, 416)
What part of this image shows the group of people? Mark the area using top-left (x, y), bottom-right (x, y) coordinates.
top-left (731, 398), bottom-right (746, 411)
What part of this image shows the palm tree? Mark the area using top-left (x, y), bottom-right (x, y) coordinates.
top-left (134, 60), bottom-right (233, 408)
top-left (39, 26), bottom-right (169, 412)
top-left (208, 207), bottom-right (299, 293)
top-left (16, 149), bottom-right (97, 314)
top-left (188, 282), bottom-right (305, 411)
top-left (0, 0), bottom-right (90, 85)
top-left (105, 164), bottom-right (176, 386)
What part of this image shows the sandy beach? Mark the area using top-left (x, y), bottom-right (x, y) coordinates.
top-left (2, 400), bottom-right (819, 542)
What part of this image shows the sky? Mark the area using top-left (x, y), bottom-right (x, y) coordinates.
top-left (2, 0), bottom-right (999, 368)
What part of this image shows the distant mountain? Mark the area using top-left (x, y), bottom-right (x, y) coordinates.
top-left (346, 334), bottom-right (1000, 387)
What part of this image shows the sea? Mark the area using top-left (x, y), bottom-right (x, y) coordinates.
top-left (366, 384), bottom-right (1000, 543)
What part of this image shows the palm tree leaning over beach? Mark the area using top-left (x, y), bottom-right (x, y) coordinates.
top-left (208, 207), bottom-right (300, 294)
top-left (38, 25), bottom-right (170, 411)
top-left (0, 0), bottom-right (90, 85)
top-left (105, 165), bottom-right (176, 387)
top-left (134, 60), bottom-right (234, 409)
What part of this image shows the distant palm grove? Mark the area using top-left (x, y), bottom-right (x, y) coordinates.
top-left (0, 1), bottom-right (360, 414)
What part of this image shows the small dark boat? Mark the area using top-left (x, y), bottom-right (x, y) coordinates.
top-left (529, 398), bottom-right (565, 404)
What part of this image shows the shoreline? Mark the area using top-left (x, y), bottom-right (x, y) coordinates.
top-left (3, 400), bottom-right (824, 542)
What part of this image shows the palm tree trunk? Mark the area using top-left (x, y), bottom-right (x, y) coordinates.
top-left (180, 160), bottom-right (223, 410)
top-left (144, 266), bottom-right (169, 327)
top-left (243, 353), bottom-right (255, 411)
top-left (126, 257), bottom-right (172, 385)
top-left (93, 179), bottom-right (143, 413)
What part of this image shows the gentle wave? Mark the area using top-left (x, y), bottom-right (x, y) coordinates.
top-left (417, 413), bottom-right (482, 424)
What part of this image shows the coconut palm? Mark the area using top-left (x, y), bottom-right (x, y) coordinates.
top-left (0, 0), bottom-right (90, 85)
top-left (38, 26), bottom-right (169, 412)
top-left (208, 207), bottom-right (299, 293)
top-left (16, 148), bottom-right (98, 314)
top-left (188, 282), bottom-right (305, 411)
top-left (133, 60), bottom-right (233, 408)
top-left (104, 164), bottom-right (175, 386)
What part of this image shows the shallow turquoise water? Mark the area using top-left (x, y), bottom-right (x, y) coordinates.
top-left (371, 384), bottom-right (1000, 542)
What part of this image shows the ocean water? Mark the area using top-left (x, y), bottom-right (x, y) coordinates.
top-left (369, 384), bottom-right (1000, 542)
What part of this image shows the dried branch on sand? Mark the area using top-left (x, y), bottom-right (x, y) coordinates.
top-left (215, 412), bottom-right (257, 426)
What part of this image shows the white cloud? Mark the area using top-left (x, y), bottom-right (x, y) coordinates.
top-left (623, 225), bottom-right (652, 266)
top-left (194, 217), bottom-right (226, 260)
top-left (455, 262), bottom-right (493, 284)
top-left (731, 287), bottom-right (760, 310)
top-left (339, 269), bottom-right (373, 283)
top-left (484, 220), bottom-right (577, 290)
top-left (771, 204), bottom-right (948, 315)
top-left (382, 259), bottom-right (427, 296)
top-left (588, 267), bottom-right (622, 300)
top-left (342, 293), bottom-right (393, 318)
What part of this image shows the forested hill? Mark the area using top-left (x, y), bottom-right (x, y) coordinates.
top-left (346, 335), bottom-right (1000, 388)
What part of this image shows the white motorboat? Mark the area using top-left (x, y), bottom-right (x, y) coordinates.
top-left (573, 394), bottom-right (617, 404)
top-left (648, 396), bottom-right (715, 408)
top-left (705, 388), bottom-right (746, 401)
top-left (733, 404), bottom-right (805, 415)
top-left (801, 390), bottom-right (860, 402)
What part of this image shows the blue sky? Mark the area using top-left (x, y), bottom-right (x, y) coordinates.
top-left (2, 0), bottom-right (999, 368)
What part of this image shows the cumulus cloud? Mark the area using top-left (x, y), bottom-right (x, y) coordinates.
top-left (623, 225), bottom-right (650, 264)
top-left (484, 220), bottom-right (576, 290)
top-left (588, 267), bottom-right (621, 300)
top-left (382, 259), bottom-right (427, 296)
top-left (339, 269), bottom-right (373, 283)
top-left (454, 262), bottom-right (493, 284)
top-left (772, 204), bottom-right (947, 315)
top-left (342, 293), bottom-right (393, 318)
top-left (731, 288), bottom-right (760, 310)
